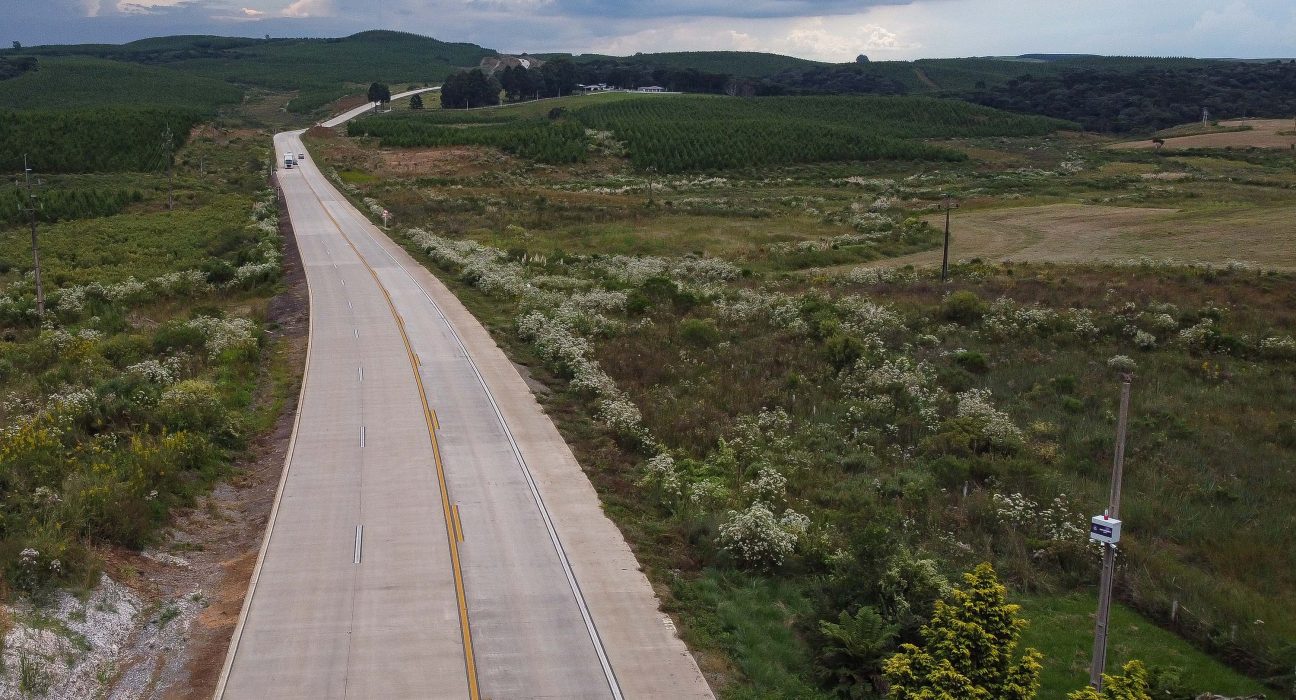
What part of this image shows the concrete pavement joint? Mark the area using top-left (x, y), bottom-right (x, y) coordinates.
top-left (346, 184), bottom-right (625, 700)
top-left (302, 169), bottom-right (482, 700)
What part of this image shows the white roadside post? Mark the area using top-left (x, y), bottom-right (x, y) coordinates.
top-left (382, 209), bottom-right (390, 229)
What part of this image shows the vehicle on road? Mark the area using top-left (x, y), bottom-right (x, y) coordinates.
top-left (283, 152), bottom-right (296, 169)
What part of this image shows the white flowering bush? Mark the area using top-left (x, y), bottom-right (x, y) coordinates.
top-left (1177, 318), bottom-right (1218, 351)
top-left (981, 297), bottom-right (1059, 339)
top-left (846, 356), bottom-right (942, 429)
top-left (1107, 354), bottom-right (1138, 373)
top-left (953, 389), bottom-right (1024, 451)
top-left (1259, 336), bottom-right (1296, 359)
top-left (742, 465), bottom-right (788, 504)
top-left (993, 492), bottom-right (1085, 543)
top-left (638, 453), bottom-right (683, 506)
top-left (837, 265), bottom-right (918, 286)
top-left (186, 315), bottom-right (258, 359)
top-left (718, 503), bottom-right (810, 569)
top-left (126, 358), bottom-right (182, 385)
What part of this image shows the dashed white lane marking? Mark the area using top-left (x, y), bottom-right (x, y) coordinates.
top-left (360, 425), bottom-right (366, 448)
top-left (353, 525), bottom-right (363, 564)
top-left (353, 328), bottom-right (359, 339)
top-left (358, 366), bottom-right (364, 383)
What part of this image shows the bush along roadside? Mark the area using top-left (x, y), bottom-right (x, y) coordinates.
top-left (0, 188), bottom-right (284, 599)
top-left (378, 215), bottom-right (1293, 697)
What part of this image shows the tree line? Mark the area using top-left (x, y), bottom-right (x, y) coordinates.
top-left (959, 61), bottom-right (1296, 133)
top-left (0, 107), bottom-right (198, 173)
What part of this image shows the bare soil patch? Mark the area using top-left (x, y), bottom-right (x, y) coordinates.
top-left (1109, 119), bottom-right (1296, 150)
top-left (860, 203), bottom-right (1296, 271)
top-left (378, 145), bottom-right (515, 178)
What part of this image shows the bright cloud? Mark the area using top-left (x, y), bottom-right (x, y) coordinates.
top-left (281, 0), bottom-right (329, 17)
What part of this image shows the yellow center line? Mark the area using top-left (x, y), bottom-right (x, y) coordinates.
top-left (302, 172), bottom-right (480, 699)
top-left (452, 504), bottom-right (465, 542)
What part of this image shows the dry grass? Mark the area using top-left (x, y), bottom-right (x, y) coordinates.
top-left (856, 203), bottom-right (1296, 270)
top-left (1110, 119), bottom-right (1296, 150)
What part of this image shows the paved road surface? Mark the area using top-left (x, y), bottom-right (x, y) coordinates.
top-left (320, 87), bottom-right (440, 128)
top-left (216, 120), bottom-right (712, 697)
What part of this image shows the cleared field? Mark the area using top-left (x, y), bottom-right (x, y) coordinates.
top-left (870, 203), bottom-right (1296, 270)
top-left (1110, 118), bottom-right (1296, 150)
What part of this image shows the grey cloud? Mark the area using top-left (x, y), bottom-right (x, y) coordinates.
top-left (539, 0), bottom-right (922, 19)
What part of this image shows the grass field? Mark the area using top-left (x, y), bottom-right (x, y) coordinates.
top-left (1111, 119), bottom-right (1296, 150)
top-left (1019, 595), bottom-right (1269, 698)
top-left (872, 202), bottom-right (1296, 271)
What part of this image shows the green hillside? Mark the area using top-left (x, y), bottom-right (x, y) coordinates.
top-left (0, 56), bottom-right (243, 112)
top-left (14, 31), bottom-right (492, 89)
top-left (5, 31), bottom-right (495, 115)
top-left (564, 50), bottom-right (828, 77)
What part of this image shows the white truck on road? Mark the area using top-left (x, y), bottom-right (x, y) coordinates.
top-left (283, 152), bottom-right (296, 169)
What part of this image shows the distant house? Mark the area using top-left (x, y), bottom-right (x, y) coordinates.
top-left (638, 85), bottom-right (666, 93)
top-left (579, 83), bottom-right (613, 93)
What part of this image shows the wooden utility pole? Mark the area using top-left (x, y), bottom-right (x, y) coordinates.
top-left (940, 193), bottom-right (958, 282)
top-left (19, 155), bottom-right (45, 317)
top-left (1089, 376), bottom-right (1132, 690)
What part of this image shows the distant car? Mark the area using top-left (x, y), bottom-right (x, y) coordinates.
top-left (298, 153), bottom-right (305, 160)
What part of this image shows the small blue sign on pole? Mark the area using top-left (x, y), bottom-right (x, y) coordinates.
top-left (1089, 515), bottom-right (1122, 545)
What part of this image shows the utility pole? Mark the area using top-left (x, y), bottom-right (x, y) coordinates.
top-left (1089, 375), bottom-right (1132, 690)
top-left (940, 192), bottom-right (958, 282)
top-left (19, 155), bottom-right (45, 316)
top-left (161, 125), bottom-right (175, 211)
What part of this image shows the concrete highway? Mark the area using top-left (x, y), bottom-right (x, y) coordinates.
top-left (215, 111), bottom-right (712, 698)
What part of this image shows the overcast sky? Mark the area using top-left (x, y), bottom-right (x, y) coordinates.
top-left (8, 0), bottom-right (1296, 61)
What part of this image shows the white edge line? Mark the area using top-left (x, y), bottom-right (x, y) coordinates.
top-left (214, 138), bottom-right (315, 699)
top-left (344, 197), bottom-right (624, 699)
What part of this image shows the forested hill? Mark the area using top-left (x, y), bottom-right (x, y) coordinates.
top-left (959, 60), bottom-right (1296, 133)
top-left (544, 51), bottom-right (1296, 134)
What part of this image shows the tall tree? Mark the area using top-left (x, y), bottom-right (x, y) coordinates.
top-left (367, 82), bottom-right (391, 104)
top-left (883, 563), bottom-right (1043, 700)
top-left (539, 58), bottom-right (579, 98)
top-left (440, 69), bottom-right (501, 109)
top-left (409, 93), bottom-right (424, 110)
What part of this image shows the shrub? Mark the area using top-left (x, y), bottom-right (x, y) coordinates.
top-left (157, 379), bottom-right (227, 433)
top-left (1067, 660), bottom-right (1153, 700)
top-left (678, 318), bottom-right (721, 347)
top-left (883, 563), bottom-right (1042, 700)
top-left (942, 291), bottom-right (988, 323)
top-left (718, 503), bottom-right (810, 570)
top-left (818, 606), bottom-right (899, 697)
top-left (825, 332), bottom-right (867, 372)
top-left (953, 349), bottom-right (989, 374)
